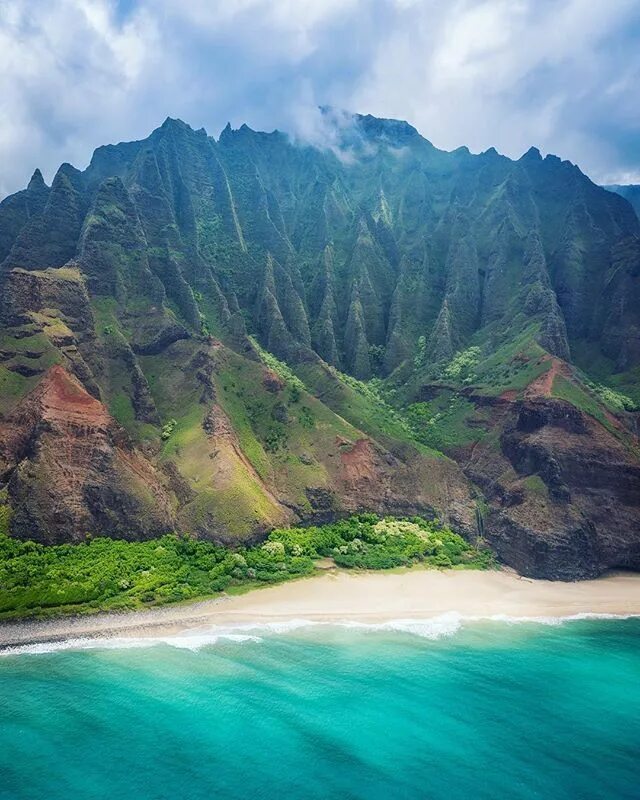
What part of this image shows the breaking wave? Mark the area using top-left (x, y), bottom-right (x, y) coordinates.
top-left (2, 612), bottom-right (636, 657)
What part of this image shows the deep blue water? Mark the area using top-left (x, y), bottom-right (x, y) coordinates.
top-left (0, 618), bottom-right (639, 800)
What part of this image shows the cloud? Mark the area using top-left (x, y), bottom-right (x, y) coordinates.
top-left (0, 0), bottom-right (639, 198)
top-left (351, 0), bottom-right (640, 182)
top-left (0, 0), bottom-right (164, 196)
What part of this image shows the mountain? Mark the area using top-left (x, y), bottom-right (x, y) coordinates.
top-left (0, 111), bottom-right (639, 579)
top-left (605, 184), bottom-right (640, 219)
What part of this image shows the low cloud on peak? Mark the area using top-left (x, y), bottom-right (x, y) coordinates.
top-left (1, 0), bottom-right (639, 198)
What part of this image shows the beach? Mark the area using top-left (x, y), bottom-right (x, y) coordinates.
top-left (2, 567), bottom-right (640, 650)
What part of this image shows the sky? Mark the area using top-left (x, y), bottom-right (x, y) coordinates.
top-left (1, 0), bottom-right (640, 197)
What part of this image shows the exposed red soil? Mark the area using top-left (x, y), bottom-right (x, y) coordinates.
top-left (0, 365), bottom-right (173, 542)
top-left (28, 364), bottom-right (109, 423)
top-left (524, 356), bottom-right (568, 399)
top-left (339, 438), bottom-right (379, 485)
top-left (262, 368), bottom-right (285, 393)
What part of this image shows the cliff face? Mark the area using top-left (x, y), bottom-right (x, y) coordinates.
top-left (0, 111), bottom-right (638, 578)
top-left (0, 366), bottom-right (173, 543)
top-left (465, 394), bottom-right (640, 579)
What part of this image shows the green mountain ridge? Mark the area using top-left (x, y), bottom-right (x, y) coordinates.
top-left (0, 110), bottom-right (639, 579)
top-left (605, 184), bottom-right (640, 219)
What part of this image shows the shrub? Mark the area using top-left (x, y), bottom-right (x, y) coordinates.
top-left (443, 346), bottom-right (481, 383)
top-left (0, 515), bottom-right (495, 620)
top-left (261, 540), bottom-right (285, 557)
top-left (586, 382), bottom-right (637, 413)
top-left (161, 419), bottom-right (177, 440)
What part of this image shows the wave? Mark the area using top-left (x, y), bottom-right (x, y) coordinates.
top-left (2, 612), bottom-right (637, 657)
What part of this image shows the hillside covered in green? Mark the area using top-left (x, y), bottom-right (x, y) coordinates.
top-left (606, 184), bottom-right (640, 219)
top-left (0, 110), bottom-right (639, 580)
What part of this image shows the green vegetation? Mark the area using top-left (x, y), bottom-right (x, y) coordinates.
top-left (471, 327), bottom-right (548, 395)
top-left (522, 475), bottom-right (549, 498)
top-left (270, 515), bottom-right (494, 570)
top-left (0, 366), bottom-right (37, 414)
top-left (0, 515), bottom-right (495, 619)
top-left (585, 381), bottom-right (638, 413)
top-left (298, 362), bottom-right (438, 452)
top-left (161, 418), bottom-right (178, 441)
top-left (249, 335), bottom-right (305, 393)
top-left (550, 375), bottom-right (639, 457)
top-left (442, 346), bottom-right (481, 383)
top-left (414, 335), bottom-right (427, 369)
top-left (368, 344), bottom-right (386, 372)
top-left (405, 395), bottom-right (488, 452)
top-left (215, 361), bottom-right (273, 480)
top-left (572, 342), bottom-right (640, 407)
top-left (552, 375), bottom-right (612, 430)
top-left (0, 499), bottom-right (12, 537)
top-left (109, 392), bottom-right (136, 429)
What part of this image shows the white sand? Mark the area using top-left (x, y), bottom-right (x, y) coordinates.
top-left (1, 568), bottom-right (639, 649)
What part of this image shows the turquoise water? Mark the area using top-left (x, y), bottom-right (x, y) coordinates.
top-left (1, 618), bottom-right (639, 799)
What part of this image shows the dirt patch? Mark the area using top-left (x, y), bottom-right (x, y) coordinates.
top-left (262, 368), bottom-right (285, 393)
top-left (524, 356), bottom-right (568, 399)
top-left (339, 438), bottom-right (379, 485)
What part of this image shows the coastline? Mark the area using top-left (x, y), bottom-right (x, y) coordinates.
top-left (2, 568), bottom-right (640, 651)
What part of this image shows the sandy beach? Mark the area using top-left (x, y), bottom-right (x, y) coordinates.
top-left (1, 568), bottom-right (640, 650)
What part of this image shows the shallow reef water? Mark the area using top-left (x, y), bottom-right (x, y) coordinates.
top-left (1, 617), bottom-right (639, 800)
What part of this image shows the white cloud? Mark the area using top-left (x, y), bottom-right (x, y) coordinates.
top-left (0, 0), bottom-right (165, 196)
top-left (350, 0), bottom-right (640, 182)
top-left (0, 0), bottom-right (639, 197)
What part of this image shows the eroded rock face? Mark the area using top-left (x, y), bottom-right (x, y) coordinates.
top-left (330, 437), bottom-right (475, 532)
top-left (0, 266), bottom-right (105, 400)
top-left (0, 366), bottom-right (175, 543)
top-left (0, 266), bottom-right (93, 331)
top-left (473, 398), bottom-right (640, 579)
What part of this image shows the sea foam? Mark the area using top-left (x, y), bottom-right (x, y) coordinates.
top-left (2, 612), bottom-right (636, 657)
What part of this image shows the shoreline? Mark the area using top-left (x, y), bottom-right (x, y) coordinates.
top-left (2, 568), bottom-right (640, 651)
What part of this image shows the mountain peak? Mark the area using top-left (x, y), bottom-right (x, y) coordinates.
top-left (520, 146), bottom-right (542, 162)
top-left (354, 112), bottom-right (423, 144)
top-left (51, 162), bottom-right (82, 188)
top-left (315, 106), bottom-right (430, 153)
top-left (218, 122), bottom-right (233, 144)
top-left (27, 168), bottom-right (46, 191)
top-left (160, 117), bottom-right (193, 133)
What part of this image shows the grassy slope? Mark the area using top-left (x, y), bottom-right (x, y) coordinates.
top-left (295, 360), bottom-right (444, 459)
top-left (138, 339), bottom-right (403, 538)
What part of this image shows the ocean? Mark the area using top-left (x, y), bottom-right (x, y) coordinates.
top-left (0, 616), bottom-right (639, 799)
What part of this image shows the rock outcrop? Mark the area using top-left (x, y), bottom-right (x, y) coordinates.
top-left (0, 366), bottom-right (174, 543)
top-left (462, 392), bottom-right (640, 579)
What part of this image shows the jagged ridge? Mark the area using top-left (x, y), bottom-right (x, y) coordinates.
top-left (0, 111), bottom-right (639, 578)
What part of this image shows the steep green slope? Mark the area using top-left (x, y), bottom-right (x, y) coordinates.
top-left (605, 184), bottom-right (640, 219)
top-left (0, 110), bottom-right (639, 578)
